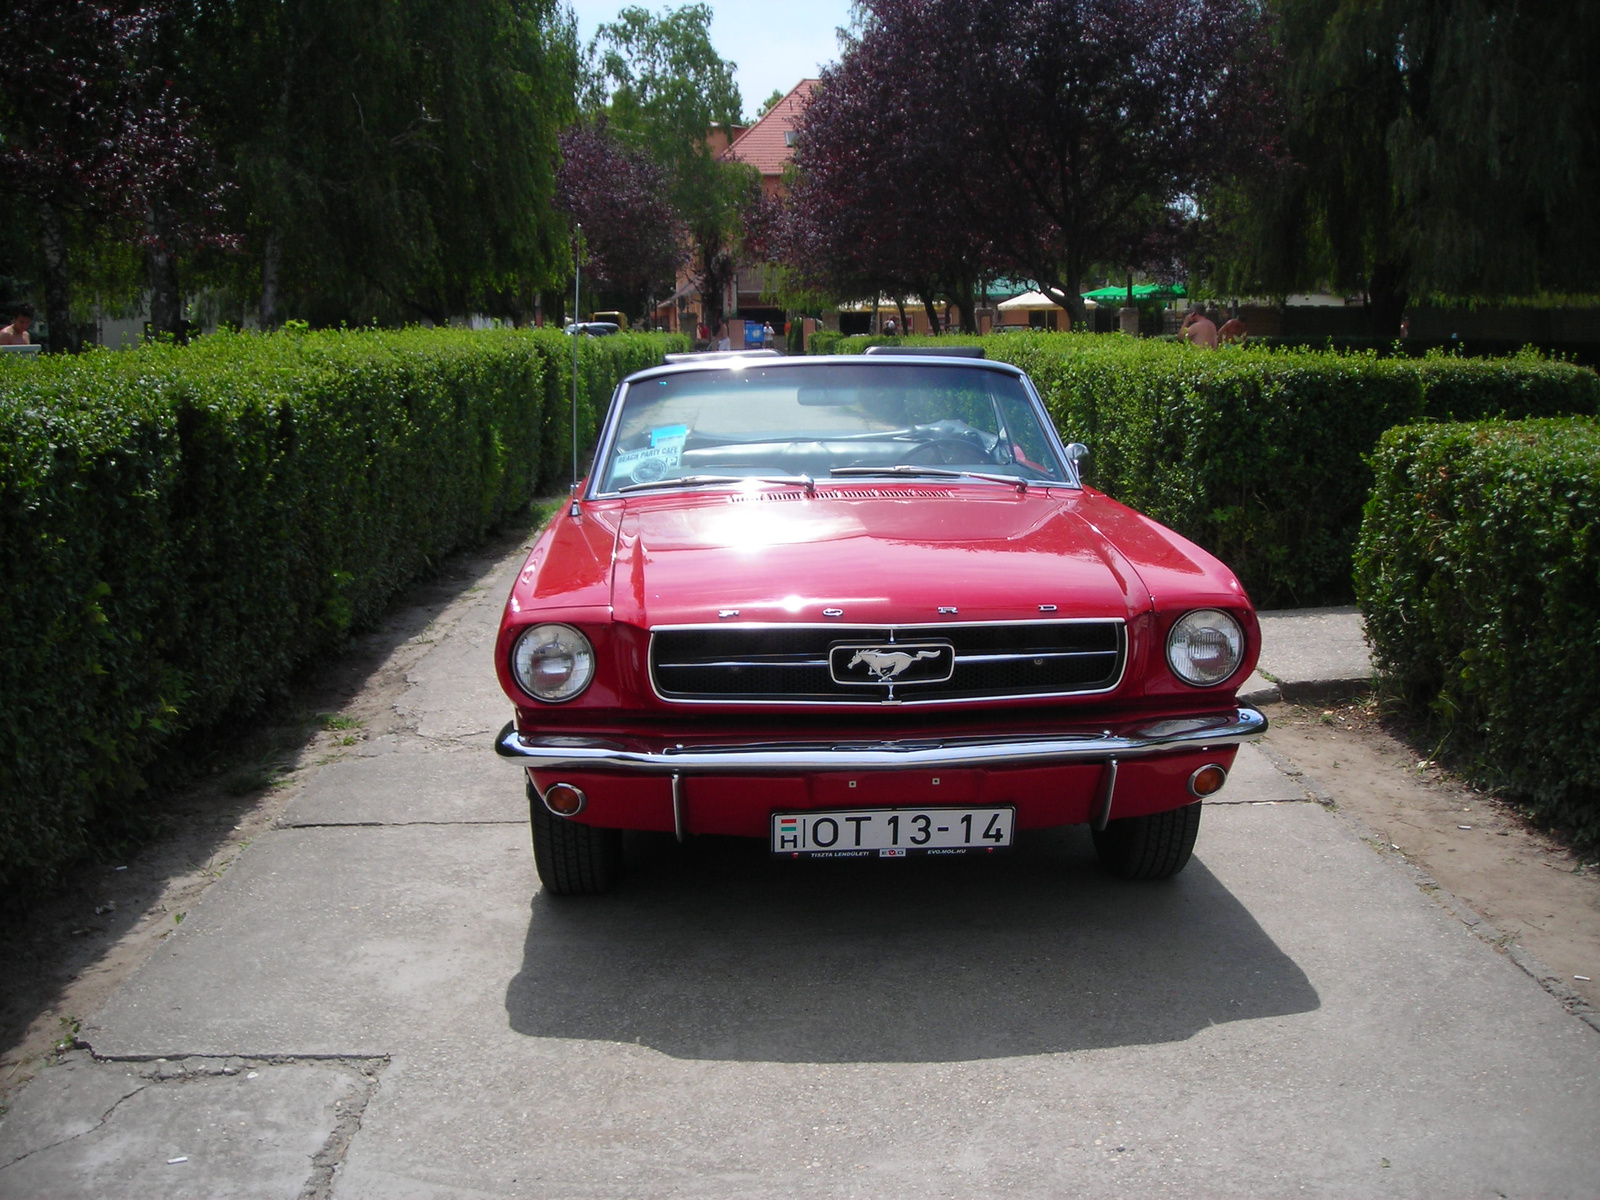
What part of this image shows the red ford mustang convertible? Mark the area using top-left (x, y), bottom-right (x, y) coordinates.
top-left (494, 350), bottom-right (1264, 893)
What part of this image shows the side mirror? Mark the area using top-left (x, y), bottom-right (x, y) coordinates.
top-left (1064, 443), bottom-right (1089, 484)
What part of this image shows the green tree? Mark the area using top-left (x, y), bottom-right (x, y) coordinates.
top-left (1210, 0), bottom-right (1599, 333)
top-left (0, 0), bottom-right (225, 346)
top-left (182, 0), bottom-right (576, 327)
top-left (584, 3), bottom-right (758, 331)
top-left (755, 88), bottom-right (786, 120)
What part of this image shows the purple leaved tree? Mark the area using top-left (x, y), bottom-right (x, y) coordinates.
top-left (556, 120), bottom-right (688, 324)
top-left (787, 0), bottom-right (1276, 329)
top-left (787, 19), bottom-right (1002, 332)
top-left (0, 0), bottom-right (229, 348)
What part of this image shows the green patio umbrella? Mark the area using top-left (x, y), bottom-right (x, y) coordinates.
top-left (1080, 283), bottom-right (1187, 303)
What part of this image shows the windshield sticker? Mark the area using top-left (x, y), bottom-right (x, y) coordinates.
top-left (613, 427), bottom-right (687, 485)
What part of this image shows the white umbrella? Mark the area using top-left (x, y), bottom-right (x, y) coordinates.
top-left (996, 290), bottom-right (1094, 311)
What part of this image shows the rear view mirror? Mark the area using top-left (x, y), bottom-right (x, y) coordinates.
top-left (797, 386), bottom-right (859, 406)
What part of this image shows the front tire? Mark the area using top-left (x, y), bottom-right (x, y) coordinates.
top-left (1091, 801), bottom-right (1202, 880)
top-left (529, 780), bottom-right (622, 895)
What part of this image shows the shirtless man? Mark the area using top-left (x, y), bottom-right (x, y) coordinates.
top-left (1180, 308), bottom-right (1217, 348)
top-left (0, 302), bottom-right (33, 345)
top-left (1218, 314), bottom-right (1247, 344)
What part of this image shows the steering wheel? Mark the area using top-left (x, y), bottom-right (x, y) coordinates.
top-left (896, 437), bottom-right (996, 467)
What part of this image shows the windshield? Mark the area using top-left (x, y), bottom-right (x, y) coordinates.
top-left (595, 362), bottom-right (1069, 494)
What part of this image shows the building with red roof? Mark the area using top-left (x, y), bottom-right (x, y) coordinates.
top-left (654, 80), bottom-right (818, 339)
top-left (721, 79), bottom-right (819, 199)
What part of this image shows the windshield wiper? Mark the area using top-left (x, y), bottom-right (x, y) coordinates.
top-left (829, 465), bottom-right (1030, 492)
top-left (618, 473), bottom-right (817, 494)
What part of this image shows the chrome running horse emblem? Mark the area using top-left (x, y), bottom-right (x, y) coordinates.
top-left (847, 647), bottom-right (941, 682)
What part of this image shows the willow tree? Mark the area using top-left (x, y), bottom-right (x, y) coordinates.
top-left (184, 0), bottom-right (576, 326)
top-left (1212, 0), bottom-right (1600, 332)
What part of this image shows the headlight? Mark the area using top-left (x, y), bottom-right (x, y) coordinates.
top-left (511, 624), bottom-right (595, 702)
top-left (1166, 609), bottom-right (1244, 686)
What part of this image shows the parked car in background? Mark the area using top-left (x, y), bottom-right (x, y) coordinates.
top-left (563, 321), bottom-right (620, 337)
top-left (494, 349), bottom-right (1264, 893)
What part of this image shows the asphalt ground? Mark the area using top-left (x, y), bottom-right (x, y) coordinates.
top-left (1, 537), bottom-right (1597, 1199)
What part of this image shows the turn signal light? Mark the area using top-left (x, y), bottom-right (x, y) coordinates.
top-left (1188, 764), bottom-right (1228, 798)
top-left (542, 783), bottom-right (587, 817)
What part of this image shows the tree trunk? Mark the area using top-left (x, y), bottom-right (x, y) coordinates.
top-left (894, 296), bottom-right (909, 331)
top-left (37, 198), bottom-right (77, 353)
top-left (1366, 260), bottom-right (1409, 339)
top-left (1038, 281), bottom-right (1086, 332)
top-left (920, 294), bottom-right (941, 334)
top-left (145, 204), bottom-right (183, 340)
top-left (259, 228), bottom-right (282, 329)
top-left (695, 222), bottom-right (733, 333)
top-left (954, 279), bottom-right (977, 334)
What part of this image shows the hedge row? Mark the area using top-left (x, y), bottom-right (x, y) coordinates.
top-left (1356, 419), bottom-right (1600, 851)
top-left (0, 327), bottom-right (681, 900)
top-left (813, 333), bottom-right (1599, 605)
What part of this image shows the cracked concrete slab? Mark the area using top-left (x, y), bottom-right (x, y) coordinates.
top-left (0, 1055), bottom-right (367, 1200)
top-left (279, 750), bottom-right (524, 827)
top-left (84, 824), bottom-right (534, 1060)
top-left (396, 558), bottom-right (521, 745)
top-left (325, 803), bottom-right (1600, 1199)
top-left (1254, 606), bottom-right (1373, 701)
top-left (62, 758), bottom-right (1600, 1198)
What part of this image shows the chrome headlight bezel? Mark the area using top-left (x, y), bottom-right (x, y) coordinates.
top-left (511, 623), bottom-right (596, 703)
top-left (1165, 608), bottom-right (1245, 687)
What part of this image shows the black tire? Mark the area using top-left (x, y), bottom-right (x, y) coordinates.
top-left (1091, 801), bottom-right (1202, 880)
top-left (528, 780), bottom-right (622, 895)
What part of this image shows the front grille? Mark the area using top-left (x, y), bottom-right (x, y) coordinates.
top-left (650, 621), bottom-right (1125, 704)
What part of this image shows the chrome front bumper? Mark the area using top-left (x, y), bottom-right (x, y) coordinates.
top-left (494, 707), bottom-right (1266, 775)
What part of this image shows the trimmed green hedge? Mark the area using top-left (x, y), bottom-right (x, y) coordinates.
top-left (1356, 419), bottom-right (1600, 850)
top-left (0, 327), bottom-right (681, 900)
top-left (814, 333), bottom-right (1599, 605)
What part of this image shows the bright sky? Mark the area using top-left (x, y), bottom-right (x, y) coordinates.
top-left (565, 1), bottom-right (857, 120)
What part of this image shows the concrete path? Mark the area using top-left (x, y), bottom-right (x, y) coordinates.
top-left (2, 541), bottom-right (1597, 1200)
top-left (1241, 605), bottom-right (1374, 706)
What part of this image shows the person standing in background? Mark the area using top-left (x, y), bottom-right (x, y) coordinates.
top-left (1181, 308), bottom-right (1218, 348)
top-left (0, 302), bottom-right (33, 344)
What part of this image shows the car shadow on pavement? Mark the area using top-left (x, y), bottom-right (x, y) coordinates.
top-left (504, 825), bottom-right (1319, 1063)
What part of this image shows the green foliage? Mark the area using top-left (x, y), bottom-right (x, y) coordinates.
top-left (586, 4), bottom-right (743, 154)
top-left (814, 332), bottom-right (1598, 605)
top-left (173, 0), bottom-right (578, 326)
top-left (581, 4), bottom-right (755, 325)
top-left (806, 328), bottom-right (847, 356)
top-left (1207, 0), bottom-right (1600, 324)
top-left (1356, 419), bottom-right (1600, 852)
top-left (755, 88), bottom-right (787, 121)
top-left (0, 327), bottom-right (682, 903)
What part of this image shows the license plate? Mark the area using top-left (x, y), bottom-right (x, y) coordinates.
top-left (771, 807), bottom-right (1015, 858)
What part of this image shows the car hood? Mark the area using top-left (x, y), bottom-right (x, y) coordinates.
top-left (607, 487), bottom-right (1152, 628)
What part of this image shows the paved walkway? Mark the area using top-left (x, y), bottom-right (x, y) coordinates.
top-left (3, 556), bottom-right (1597, 1199)
top-left (1242, 605), bottom-right (1373, 706)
